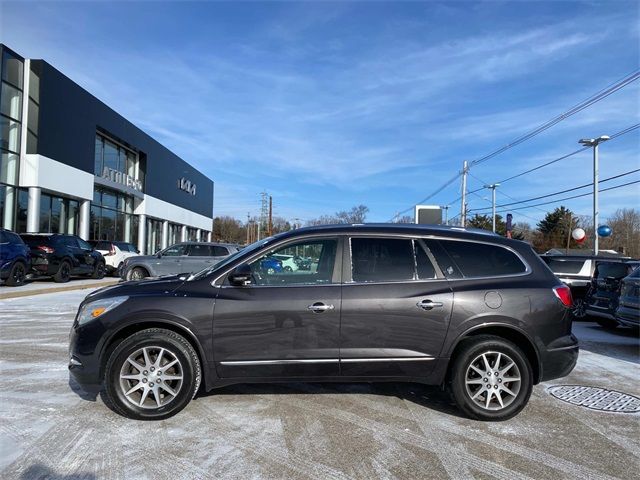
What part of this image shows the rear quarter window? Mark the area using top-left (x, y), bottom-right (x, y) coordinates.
top-left (437, 240), bottom-right (527, 278)
top-left (213, 246), bottom-right (230, 256)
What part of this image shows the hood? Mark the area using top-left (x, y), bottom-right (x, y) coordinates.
top-left (82, 274), bottom-right (188, 303)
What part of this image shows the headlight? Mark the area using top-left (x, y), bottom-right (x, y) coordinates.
top-left (77, 296), bottom-right (128, 326)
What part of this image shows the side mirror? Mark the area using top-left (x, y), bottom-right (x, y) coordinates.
top-left (156, 252), bottom-right (162, 258)
top-left (228, 264), bottom-right (252, 286)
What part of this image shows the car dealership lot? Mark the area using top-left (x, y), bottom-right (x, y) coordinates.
top-left (1, 290), bottom-right (638, 480)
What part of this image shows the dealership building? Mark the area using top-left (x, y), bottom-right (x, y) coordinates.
top-left (0, 44), bottom-right (214, 254)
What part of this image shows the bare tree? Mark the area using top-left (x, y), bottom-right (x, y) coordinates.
top-left (306, 205), bottom-right (370, 226)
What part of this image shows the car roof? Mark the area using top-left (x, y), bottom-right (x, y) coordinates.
top-left (266, 223), bottom-right (518, 245)
top-left (541, 254), bottom-right (634, 261)
top-left (175, 242), bottom-right (237, 247)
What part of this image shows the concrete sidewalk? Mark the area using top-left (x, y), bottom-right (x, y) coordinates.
top-left (0, 277), bottom-right (119, 300)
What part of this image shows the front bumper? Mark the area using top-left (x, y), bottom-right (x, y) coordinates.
top-left (616, 306), bottom-right (640, 327)
top-left (68, 317), bottom-right (107, 388)
top-left (540, 334), bottom-right (579, 382)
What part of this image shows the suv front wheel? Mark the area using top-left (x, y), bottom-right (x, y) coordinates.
top-left (449, 335), bottom-right (533, 421)
top-left (105, 328), bottom-right (201, 420)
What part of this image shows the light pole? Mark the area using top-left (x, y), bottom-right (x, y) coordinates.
top-left (484, 183), bottom-right (500, 233)
top-left (579, 135), bottom-right (609, 255)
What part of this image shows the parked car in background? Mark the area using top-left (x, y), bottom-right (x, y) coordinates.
top-left (540, 254), bottom-right (632, 319)
top-left (616, 267), bottom-right (640, 330)
top-left (121, 242), bottom-right (239, 280)
top-left (271, 254), bottom-right (298, 271)
top-left (70, 224), bottom-right (577, 421)
top-left (89, 240), bottom-right (140, 276)
top-left (20, 234), bottom-right (106, 283)
top-left (585, 260), bottom-right (639, 329)
top-left (0, 229), bottom-right (31, 287)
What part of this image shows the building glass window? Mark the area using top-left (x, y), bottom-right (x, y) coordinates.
top-left (187, 227), bottom-right (198, 242)
top-left (1, 50), bottom-right (24, 90)
top-left (37, 192), bottom-right (79, 234)
top-left (94, 133), bottom-right (144, 191)
top-left (168, 222), bottom-right (181, 245)
top-left (0, 82), bottom-right (22, 121)
top-left (146, 217), bottom-right (163, 255)
top-left (91, 186), bottom-right (137, 242)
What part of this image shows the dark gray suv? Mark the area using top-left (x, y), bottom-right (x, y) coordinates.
top-left (69, 224), bottom-right (578, 421)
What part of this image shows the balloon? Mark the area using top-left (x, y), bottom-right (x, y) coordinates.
top-left (575, 236), bottom-right (586, 244)
top-left (597, 225), bottom-right (612, 237)
top-left (571, 228), bottom-right (586, 241)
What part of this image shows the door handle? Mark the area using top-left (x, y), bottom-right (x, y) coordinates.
top-left (416, 300), bottom-right (444, 311)
top-left (307, 302), bottom-right (335, 313)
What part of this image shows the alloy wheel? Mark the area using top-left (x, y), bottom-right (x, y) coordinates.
top-left (12, 263), bottom-right (26, 284)
top-left (464, 351), bottom-right (522, 411)
top-left (572, 299), bottom-right (586, 318)
top-left (119, 346), bottom-right (184, 409)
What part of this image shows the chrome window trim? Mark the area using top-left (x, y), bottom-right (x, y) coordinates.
top-left (345, 233), bottom-right (531, 285)
top-left (340, 357), bottom-right (434, 363)
top-left (210, 233), bottom-right (342, 287)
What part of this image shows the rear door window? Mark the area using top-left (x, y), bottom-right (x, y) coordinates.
top-left (188, 244), bottom-right (213, 256)
top-left (436, 240), bottom-right (527, 278)
top-left (351, 238), bottom-right (415, 282)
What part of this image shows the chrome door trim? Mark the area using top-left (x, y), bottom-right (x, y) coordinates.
top-left (340, 357), bottom-right (435, 363)
top-left (219, 359), bottom-right (339, 366)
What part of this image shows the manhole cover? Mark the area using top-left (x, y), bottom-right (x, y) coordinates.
top-left (548, 385), bottom-right (640, 413)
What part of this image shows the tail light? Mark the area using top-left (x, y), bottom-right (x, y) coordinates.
top-left (553, 285), bottom-right (573, 308)
top-left (37, 245), bottom-right (54, 254)
top-left (108, 244), bottom-right (116, 256)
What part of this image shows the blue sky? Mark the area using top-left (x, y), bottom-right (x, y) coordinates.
top-left (1, 1), bottom-right (638, 225)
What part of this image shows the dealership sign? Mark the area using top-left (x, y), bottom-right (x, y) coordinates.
top-left (101, 166), bottom-right (143, 191)
top-left (178, 177), bottom-right (197, 196)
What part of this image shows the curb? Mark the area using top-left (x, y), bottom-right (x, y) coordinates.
top-left (0, 280), bottom-right (120, 300)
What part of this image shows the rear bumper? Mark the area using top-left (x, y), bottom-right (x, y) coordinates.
top-left (540, 334), bottom-right (579, 382)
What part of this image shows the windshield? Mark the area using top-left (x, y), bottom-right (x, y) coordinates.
top-left (187, 237), bottom-right (275, 281)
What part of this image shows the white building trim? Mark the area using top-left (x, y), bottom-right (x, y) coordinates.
top-left (20, 154), bottom-right (94, 200)
top-left (135, 194), bottom-right (212, 231)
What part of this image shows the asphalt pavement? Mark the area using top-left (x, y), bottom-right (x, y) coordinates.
top-left (0, 290), bottom-right (638, 479)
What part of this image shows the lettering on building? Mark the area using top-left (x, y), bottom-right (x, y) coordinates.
top-left (179, 177), bottom-right (197, 196)
top-left (101, 166), bottom-right (143, 191)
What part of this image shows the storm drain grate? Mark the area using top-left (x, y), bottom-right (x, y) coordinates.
top-left (548, 385), bottom-right (640, 413)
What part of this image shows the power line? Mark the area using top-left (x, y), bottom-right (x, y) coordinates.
top-left (392, 72), bottom-right (639, 220)
top-left (469, 71), bottom-right (640, 167)
top-left (469, 168), bottom-right (640, 213)
top-left (445, 122), bottom-right (639, 207)
top-left (486, 179), bottom-right (640, 214)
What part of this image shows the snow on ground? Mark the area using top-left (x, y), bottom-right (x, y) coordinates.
top-left (0, 290), bottom-right (638, 479)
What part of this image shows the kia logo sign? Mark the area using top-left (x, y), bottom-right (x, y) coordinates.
top-left (179, 177), bottom-right (197, 196)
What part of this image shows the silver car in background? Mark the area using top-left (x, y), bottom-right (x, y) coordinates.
top-left (120, 242), bottom-right (239, 280)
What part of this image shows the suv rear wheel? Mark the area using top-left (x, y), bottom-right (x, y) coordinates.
top-left (6, 261), bottom-right (27, 286)
top-left (53, 260), bottom-right (71, 283)
top-left (450, 335), bottom-right (532, 421)
top-left (90, 261), bottom-right (106, 279)
top-left (105, 328), bottom-right (201, 420)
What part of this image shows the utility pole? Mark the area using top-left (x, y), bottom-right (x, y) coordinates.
top-left (484, 183), bottom-right (500, 233)
top-left (440, 205), bottom-right (449, 225)
top-left (246, 212), bottom-right (250, 245)
top-left (460, 161), bottom-right (468, 227)
top-left (579, 135), bottom-right (609, 255)
top-left (268, 196), bottom-right (273, 236)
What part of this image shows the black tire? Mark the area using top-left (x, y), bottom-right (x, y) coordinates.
top-left (104, 328), bottom-right (201, 420)
top-left (53, 260), bottom-right (71, 283)
top-left (596, 318), bottom-right (618, 330)
top-left (115, 262), bottom-right (124, 277)
top-left (128, 267), bottom-right (149, 281)
top-left (6, 261), bottom-right (27, 287)
top-left (90, 261), bottom-right (106, 279)
top-left (571, 298), bottom-right (588, 320)
top-left (449, 335), bottom-right (533, 421)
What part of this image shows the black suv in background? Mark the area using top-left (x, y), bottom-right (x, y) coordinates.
top-left (585, 260), bottom-right (639, 329)
top-left (0, 229), bottom-right (30, 286)
top-left (21, 234), bottom-right (106, 283)
top-left (69, 224), bottom-right (577, 421)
